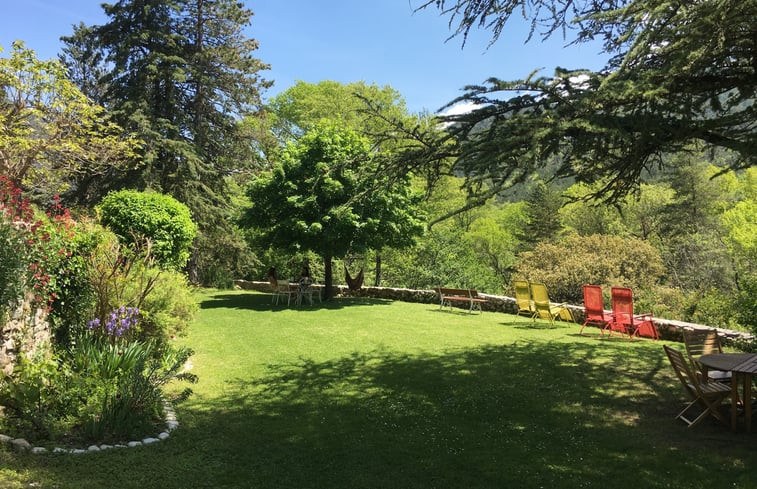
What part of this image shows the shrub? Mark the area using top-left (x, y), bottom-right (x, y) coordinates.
top-left (0, 326), bottom-right (196, 444)
top-left (0, 219), bottom-right (25, 318)
top-left (85, 230), bottom-right (197, 346)
top-left (515, 233), bottom-right (665, 303)
top-left (67, 334), bottom-right (196, 442)
top-left (0, 340), bottom-right (96, 442)
top-left (128, 269), bottom-right (198, 341)
top-left (98, 190), bottom-right (197, 269)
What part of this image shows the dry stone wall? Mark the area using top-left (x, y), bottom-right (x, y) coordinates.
top-left (0, 293), bottom-right (50, 375)
top-left (234, 280), bottom-right (754, 343)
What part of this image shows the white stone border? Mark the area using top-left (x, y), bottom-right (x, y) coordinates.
top-left (0, 401), bottom-right (178, 455)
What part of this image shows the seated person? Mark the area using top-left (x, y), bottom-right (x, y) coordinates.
top-left (297, 263), bottom-right (312, 286)
top-left (266, 267), bottom-right (278, 286)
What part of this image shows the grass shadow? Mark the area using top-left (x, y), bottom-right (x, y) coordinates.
top-left (6, 340), bottom-right (757, 488)
top-left (199, 291), bottom-right (393, 312)
top-left (171, 341), bottom-right (755, 488)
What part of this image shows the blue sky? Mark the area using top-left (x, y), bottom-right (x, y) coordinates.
top-left (0, 0), bottom-right (608, 114)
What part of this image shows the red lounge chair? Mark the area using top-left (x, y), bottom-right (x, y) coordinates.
top-left (580, 285), bottom-right (611, 336)
top-left (610, 287), bottom-right (658, 340)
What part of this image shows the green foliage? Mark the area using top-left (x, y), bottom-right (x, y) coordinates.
top-left (195, 226), bottom-right (259, 288)
top-left (520, 180), bottom-right (564, 246)
top-left (620, 183), bottom-right (675, 240)
top-left (560, 182), bottom-right (625, 237)
top-left (722, 198), bottom-right (757, 271)
top-left (515, 234), bottom-right (665, 303)
top-left (686, 288), bottom-right (742, 331)
top-left (411, 0), bottom-right (755, 206)
top-left (0, 219), bottom-right (25, 318)
top-left (67, 335), bottom-right (196, 442)
top-left (242, 122), bottom-right (425, 297)
top-left (98, 190), bottom-right (197, 269)
top-left (0, 41), bottom-right (138, 198)
top-left (0, 344), bottom-right (77, 441)
top-left (62, 0), bottom-right (270, 221)
top-left (656, 158), bottom-right (741, 291)
top-left (131, 270), bottom-right (198, 341)
top-left (734, 275), bottom-right (757, 333)
top-left (268, 80), bottom-right (411, 144)
top-left (0, 334), bottom-right (195, 444)
top-left (84, 229), bottom-right (197, 345)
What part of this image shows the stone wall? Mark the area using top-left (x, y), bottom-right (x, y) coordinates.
top-left (0, 293), bottom-right (51, 375)
top-left (233, 280), bottom-right (754, 344)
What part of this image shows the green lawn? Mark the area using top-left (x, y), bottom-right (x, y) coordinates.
top-left (2, 289), bottom-right (756, 488)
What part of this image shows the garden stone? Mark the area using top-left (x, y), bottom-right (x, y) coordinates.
top-left (100, 444), bottom-right (113, 450)
top-left (71, 449), bottom-right (86, 454)
top-left (88, 445), bottom-right (100, 452)
top-left (142, 437), bottom-right (159, 445)
top-left (127, 441), bottom-right (143, 447)
top-left (158, 432), bottom-right (170, 440)
top-left (11, 438), bottom-right (31, 451)
top-left (53, 447), bottom-right (69, 453)
top-left (166, 420), bottom-right (179, 431)
top-left (31, 447), bottom-right (47, 454)
top-left (114, 444), bottom-right (127, 448)
top-left (0, 434), bottom-right (12, 443)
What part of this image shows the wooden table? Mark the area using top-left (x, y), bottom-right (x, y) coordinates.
top-left (699, 353), bottom-right (757, 432)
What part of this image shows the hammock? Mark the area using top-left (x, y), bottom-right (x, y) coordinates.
top-left (344, 264), bottom-right (364, 291)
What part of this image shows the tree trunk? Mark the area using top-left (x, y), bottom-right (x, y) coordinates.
top-left (187, 244), bottom-right (200, 284)
top-left (324, 253), bottom-right (333, 300)
top-left (375, 253), bottom-right (382, 287)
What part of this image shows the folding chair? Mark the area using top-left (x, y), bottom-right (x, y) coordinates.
top-left (663, 345), bottom-right (731, 428)
top-left (682, 329), bottom-right (731, 383)
top-left (580, 285), bottom-right (611, 336)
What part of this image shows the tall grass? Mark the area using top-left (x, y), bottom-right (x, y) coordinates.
top-left (2, 289), bottom-right (756, 489)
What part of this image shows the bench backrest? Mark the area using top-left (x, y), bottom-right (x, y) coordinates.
top-left (436, 288), bottom-right (478, 298)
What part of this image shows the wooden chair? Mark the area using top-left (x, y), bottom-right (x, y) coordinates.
top-left (682, 329), bottom-right (732, 383)
top-left (610, 287), bottom-right (658, 340)
top-left (530, 282), bottom-right (574, 324)
top-left (580, 285), bottom-right (611, 336)
top-left (512, 280), bottom-right (535, 320)
top-left (663, 345), bottom-right (731, 428)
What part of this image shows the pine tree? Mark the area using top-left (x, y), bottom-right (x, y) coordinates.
top-left (61, 0), bottom-right (271, 281)
top-left (412, 0), bottom-right (756, 204)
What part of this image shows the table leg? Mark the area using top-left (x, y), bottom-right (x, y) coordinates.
top-left (746, 374), bottom-right (752, 433)
top-left (732, 374), bottom-right (740, 432)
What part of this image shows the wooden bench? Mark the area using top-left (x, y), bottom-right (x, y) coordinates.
top-left (435, 287), bottom-right (488, 314)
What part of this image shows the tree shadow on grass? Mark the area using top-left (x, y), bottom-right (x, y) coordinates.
top-left (8, 341), bottom-right (757, 489)
top-left (199, 291), bottom-right (393, 312)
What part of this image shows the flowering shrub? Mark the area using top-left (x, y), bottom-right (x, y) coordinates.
top-left (0, 323), bottom-right (196, 443)
top-left (88, 306), bottom-right (140, 340)
top-left (0, 178), bottom-right (198, 444)
top-left (0, 177), bottom-right (78, 313)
